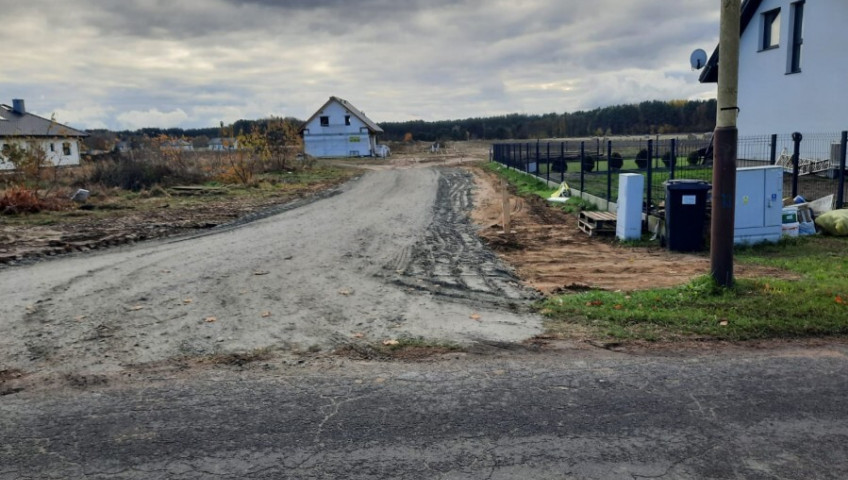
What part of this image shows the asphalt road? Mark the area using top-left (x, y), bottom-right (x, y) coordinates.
top-left (2, 344), bottom-right (847, 479)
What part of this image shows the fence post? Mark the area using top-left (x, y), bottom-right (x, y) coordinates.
top-left (560, 141), bottom-right (565, 183)
top-left (791, 132), bottom-right (802, 198)
top-left (546, 142), bottom-right (551, 184)
top-left (838, 131), bottom-right (847, 209)
top-left (534, 140), bottom-right (539, 176)
top-left (769, 134), bottom-right (778, 165)
top-left (606, 140), bottom-right (613, 204)
top-left (580, 141), bottom-right (585, 195)
top-left (670, 138), bottom-right (677, 180)
top-left (646, 139), bottom-right (654, 215)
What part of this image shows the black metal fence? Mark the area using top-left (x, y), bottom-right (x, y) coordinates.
top-left (492, 132), bottom-right (848, 215)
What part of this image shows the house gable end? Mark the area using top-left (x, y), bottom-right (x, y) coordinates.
top-left (699, 0), bottom-right (764, 83)
top-left (299, 97), bottom-right (383, 135)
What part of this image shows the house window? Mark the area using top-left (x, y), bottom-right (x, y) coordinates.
top-left (761, 8), bottom-right (780, 50)
top-left (62, 142), bottom-right (71, 156)
top-left (345, 115), bottom-right (351, 126)
top-left (788, 1), bottom-right (804, 73)
top-left (320, 116), bottom-right (329, 127)
top-left (49, 143), bottom-right (55, 152)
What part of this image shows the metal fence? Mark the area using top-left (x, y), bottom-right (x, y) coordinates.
top-left (492, 132), bottom-right (847, 215)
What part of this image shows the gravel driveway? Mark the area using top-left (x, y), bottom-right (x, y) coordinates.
top-left (0, 167), bottom-right (541, 378)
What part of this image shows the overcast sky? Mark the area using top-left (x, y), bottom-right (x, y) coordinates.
top-left (1, 0), bottom-right (720, 131)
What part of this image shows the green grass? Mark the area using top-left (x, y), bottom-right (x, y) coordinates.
top-left (482, 162), bottom-right (558, 197)
top-left (484, 162), bottom-right (599, 213)
top-left (510, 158), bottom-right (712, 205)
top-left (541, 235), bottom-right (848, 341)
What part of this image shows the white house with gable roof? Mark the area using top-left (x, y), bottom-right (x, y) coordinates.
top-left (299, 96), bottom-right (384, 158)
top-left (0, 99), bottom-right (88, 170)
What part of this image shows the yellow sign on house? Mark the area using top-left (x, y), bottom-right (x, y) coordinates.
top-left (349, 136), bottom-right (361, 143)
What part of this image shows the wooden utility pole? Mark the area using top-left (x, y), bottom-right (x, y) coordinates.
top-left (711, 0), bottom-right (740, 287)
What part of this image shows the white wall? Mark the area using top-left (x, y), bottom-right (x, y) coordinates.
top-left (302, 100), bottom-right (375, 157)
top-left (0, 138), bottom-right (81, 170)
top-left (738, 1), bottom-right (848, 137)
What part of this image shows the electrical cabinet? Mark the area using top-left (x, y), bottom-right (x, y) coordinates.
top-left (734, 166), bottom-right (783, 244)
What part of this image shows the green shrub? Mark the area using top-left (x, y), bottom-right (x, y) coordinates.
top-left (687, 150), bottom-right (701, 166)
top-left (661, 151), bottom-right (676, 168)
top-left (635, 149), bottom-right (649, 169)
top-left (609, 152), bottom-right (623, 170)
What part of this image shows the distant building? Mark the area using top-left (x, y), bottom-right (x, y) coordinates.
top-left (299, 96), bottom-right (384, 158)
top-left (208, 137), bottom-right (238, 151)
top-left (159, 139), bottom-right (194, 152)
top-left (700, 0), bottom-right (846, 136)
top-left (0, 99), bottom-right (88, 170)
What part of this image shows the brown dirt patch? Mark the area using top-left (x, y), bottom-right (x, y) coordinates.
top-left (468, 166), bottom-right (794, 294)
top-left (0, 176), bottom-right (353, 265)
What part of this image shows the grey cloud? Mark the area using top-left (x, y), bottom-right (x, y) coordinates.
top-left (2, 0), bottom-right (719, 129)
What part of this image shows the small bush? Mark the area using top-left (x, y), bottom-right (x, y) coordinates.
top-left (635, 149), bottom-right (649, 169)
top-left (609, 152), bottom-right (623, 170)
top-left (687, 150), bottom-right (701, 166)
top-left (0, 186), bottom-right (68, 214)
top-left (582, 155), bottom-right (596, 172)
top-left (687, 148), bottom-right (712, 166)
top-left (551, 158), bottom-right (568, 173)
top-left (661, 151), bottom-right (676, 168)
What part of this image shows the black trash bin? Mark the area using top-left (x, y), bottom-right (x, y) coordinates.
top-left (664, 180), bottom-right (711, 252)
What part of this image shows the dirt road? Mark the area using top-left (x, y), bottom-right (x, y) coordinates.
top-left (0, 167), bottom-right (541, 379)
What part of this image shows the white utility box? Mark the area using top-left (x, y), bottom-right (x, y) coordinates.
top-left (734, 166), bottom-right (783, 244)
top-left (616, 173), bottom-right (644, 241)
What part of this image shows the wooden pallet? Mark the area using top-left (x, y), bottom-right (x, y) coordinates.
top-left (578, 211), bottom-right (617, 236)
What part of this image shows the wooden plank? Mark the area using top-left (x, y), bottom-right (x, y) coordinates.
top-left (577, 211), bottom-right (616, 237)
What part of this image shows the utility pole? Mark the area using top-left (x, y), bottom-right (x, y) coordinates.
top-left (711, 0), bottom-right (740, 287)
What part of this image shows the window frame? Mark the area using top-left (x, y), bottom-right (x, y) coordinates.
top-left (319, 116), bottom-right (329, 127)
top-left (62, 142), bottom-right (71, 156)
top-left (787, 1), bottom-right (804, 74)
top-left (761, 8), bottom-right (781, 51)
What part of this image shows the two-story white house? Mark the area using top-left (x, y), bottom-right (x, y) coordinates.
top-left (0, 99), bottom-right (88, 170)
top-left (299, 96), bottom-right (384, 158)
top-left (700, 0), bottom-right (847, 137)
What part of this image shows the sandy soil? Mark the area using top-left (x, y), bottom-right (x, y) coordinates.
top-left (468, 166), bottom-right (792, 293)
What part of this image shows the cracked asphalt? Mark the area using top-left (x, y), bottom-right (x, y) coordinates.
top-left (2, 344), bottom-right (848, 479)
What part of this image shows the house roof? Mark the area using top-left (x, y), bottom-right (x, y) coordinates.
top-left (0, 103), bottom-right (89, 138)
top-left (699, 0), bottom-right (763, 83)
top-left (299, 96), bottom-right (384, 134)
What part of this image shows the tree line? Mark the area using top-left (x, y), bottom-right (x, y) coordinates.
top-left (378, 99), bottom-right (716, 142)
top-left (85, 99), bottom-right (716, 149)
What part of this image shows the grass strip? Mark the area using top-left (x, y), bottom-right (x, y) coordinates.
top-left (542, 236), bottom-right (848, 341)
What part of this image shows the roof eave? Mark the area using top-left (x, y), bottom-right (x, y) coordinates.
top-left (697, 0), bottom-right (762, 85)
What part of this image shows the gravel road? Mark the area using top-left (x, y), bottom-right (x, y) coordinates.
top-left (0, 167), bottom-right (541, 378)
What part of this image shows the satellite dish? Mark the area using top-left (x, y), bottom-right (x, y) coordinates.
top-left (690, 49), bottom-right (708, 70)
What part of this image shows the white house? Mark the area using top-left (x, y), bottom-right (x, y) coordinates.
top-left (208, 137), bottom-right (238, 151)
top-left (299, 96), bottom-right (384, 158)
top-left (0, 99), bottom-right (88, 170)
top-left (700, 0), bottom-right (847, 137)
